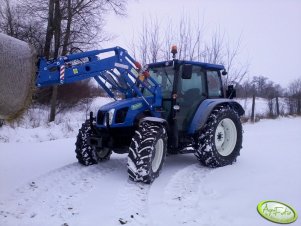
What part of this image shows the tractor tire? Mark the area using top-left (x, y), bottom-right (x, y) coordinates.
top-left (195, 106), bottom-right (242, 168)
top-left (75, 120), bottom-right (111, 166)
top-left (127, 121), bottom-right (167, 184)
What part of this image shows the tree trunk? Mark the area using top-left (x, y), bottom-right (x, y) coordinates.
top-left (49, 0), bottom-right (61, 122)
top-left (297, 98), bottom-right (301, 115)
top-left (251, 95), bottom-right (255, 123)
top-left (4, 0), bottom-right (14, 36)
top-left (53, 0), bottom-right (61, 58)
top-left (49, 86), bottom-right (58, 122)
top-left (62, 0), bottom-right (72, 55)
top-left (276, 96), bottom-right (280, 117)
top-left (43, 0), bottom-right (55, 59)
top-left (49, 0), bottom-right (72, 122)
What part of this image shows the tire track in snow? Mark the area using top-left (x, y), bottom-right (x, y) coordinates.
top-left (152, 164), bottom-right (221, 226)
top-left (0, 159), bottom-right (123, 225)
top-left (114, 179), bottom-right (151, 226)
top-left (113, 155), bottom-right (200, 226)
top-left (163, 164), bottom-right (207, 225)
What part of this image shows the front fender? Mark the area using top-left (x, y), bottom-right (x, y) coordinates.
top-left (187, 99), bottom-right (244, 135)
top-left (139, 117), bottom-right (168, 128)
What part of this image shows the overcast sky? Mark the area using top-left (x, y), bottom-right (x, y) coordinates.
top-left (104, 0), bottom-right (301, 87)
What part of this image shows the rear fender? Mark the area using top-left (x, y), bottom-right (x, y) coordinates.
top-left (187, 99), bottom-right (244, 135)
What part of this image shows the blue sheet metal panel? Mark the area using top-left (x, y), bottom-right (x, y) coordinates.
top-left (187, 99), bottom-right (240, 134)
top-left (36, 46), bottom-right (130, 87)
top-left (64, 56), bottom-right (117, 80)
top-left (36, 58), bottom-right (61, 86)
top-left (36, 56), bottom-right (118, 86)
top-left (64, 47), bottom-right (118, 61)
top-left (96, 96), bottom-right (157, 128)
top-left (181, 60), bottom-right (225, 70)
top-left (99, 97), bottom-right (144, 111)
top-left (147, 61), bottom-right (173, 68)
top-left (147, 60), bottom-right (224, 71)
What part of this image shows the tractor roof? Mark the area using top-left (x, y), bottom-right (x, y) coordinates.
top-left (147, 60), bottom-right (225, 71)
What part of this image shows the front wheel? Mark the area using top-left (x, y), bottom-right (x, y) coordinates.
top-left (127, 121), bottom-right (167, 184)
top-left (195, 106), bottom-right (242, 168)
top-left (75, 120), bottom-right (111, 166)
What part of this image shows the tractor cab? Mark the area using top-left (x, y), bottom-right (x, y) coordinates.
top-left (147, 60), bottom-right (225, 133)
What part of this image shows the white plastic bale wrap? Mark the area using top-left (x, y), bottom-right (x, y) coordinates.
top-left (0, 33), bottom-right (36, 120)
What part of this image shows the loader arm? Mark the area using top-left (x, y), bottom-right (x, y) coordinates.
top-left (36, 46), bottom-right (161, 107)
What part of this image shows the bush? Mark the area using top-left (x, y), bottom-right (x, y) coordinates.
top-left (33, 79), bottom-right (105, 110)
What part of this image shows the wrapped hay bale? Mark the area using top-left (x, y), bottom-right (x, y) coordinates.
top-left (0, 33), bottom-right (36, 120)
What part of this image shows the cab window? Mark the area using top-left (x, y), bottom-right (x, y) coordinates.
top-left (207, 71), bottom-right (223, 97)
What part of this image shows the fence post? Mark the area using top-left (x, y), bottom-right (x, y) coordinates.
top-left (276, 97), bottom-right (280, 117)
top-left (251, 95), bottom-right (255, 122)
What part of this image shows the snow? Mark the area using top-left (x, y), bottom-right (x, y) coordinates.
top-left (0, 101), bottom-right (301, 225)
top-left (0, 97), bottom-right (113, 143)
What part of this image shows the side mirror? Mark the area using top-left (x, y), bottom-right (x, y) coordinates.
top-left (226, 85), bottom-right (236, 99)
top-left (181, 64), bottom-right (192, 79)
top-left (222, 70), bottom-right (227, 76)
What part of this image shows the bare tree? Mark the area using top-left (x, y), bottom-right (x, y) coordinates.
top-left (163, 20), bottom-right (174, 60)
top-left (177, 15), bottom-right (190, 60)
top-left (236, 78), bottom-right (256, 98)
top-left (287, 77), bottom-right (301, 115)
top-left (49, 0), bottom-right (127, 121)
top-left (176, 15), bottom-right (204, 61)
top-left (131, 15), bottom-right (206, 63)
top-left (0, 0), bottom-right (16, 36)
top-left (288, 78), bottom-right (301, 97)
top-left (148, 18), bottom-right (161, 63)
top-left (252, 76), bottom-right (269, 97)
top-left (0, 0), bottom-right (45, 53)
top-left (49, 0), bottom-right (62, 122)
top-left (139, 19), bottom-right (149, 65)
top-left (43, 0), bottom-right (55, 59)
top-left (1, 0), bottom-right (128, 121)
top-left (130, 15), bottom-right (247, 86)
top-left (223, 36), bottom-right (248, 86)
top-left (202, 28), bottom-right (225, 64)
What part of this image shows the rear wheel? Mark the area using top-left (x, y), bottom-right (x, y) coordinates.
top-left (195, 106), bottom-right (242, 167)
top-left (127, 121), bottom-right (167, 184)
top-left (75, 120), bottom-right (111, 166)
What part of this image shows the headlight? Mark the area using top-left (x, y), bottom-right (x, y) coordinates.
top-left (108, 109), bottom-right (115, 125)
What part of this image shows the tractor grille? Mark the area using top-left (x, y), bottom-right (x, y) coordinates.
top-left (97, 111), bottom-right (106, 125)
top-left (115, 107), bottom-right (129, 124)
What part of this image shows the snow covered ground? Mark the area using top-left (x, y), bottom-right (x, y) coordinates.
top-left (0, 99), bottom-right (300, 226)
top-left (0, 97), bottom-right (113, 143)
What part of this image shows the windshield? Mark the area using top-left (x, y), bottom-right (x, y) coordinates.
top-left (147, 66), bottom-right (174, 98)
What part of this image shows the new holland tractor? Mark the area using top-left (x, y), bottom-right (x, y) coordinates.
top-left (36, 46), bottom-right (244, 184)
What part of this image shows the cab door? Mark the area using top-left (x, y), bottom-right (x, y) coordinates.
top-left (176, 66), bottom-right (207, 131)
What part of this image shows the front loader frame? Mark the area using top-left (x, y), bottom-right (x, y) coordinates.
top-left (36, 46), bottom-right (162, 111)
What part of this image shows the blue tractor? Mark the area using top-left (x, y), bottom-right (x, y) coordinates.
top-left (37, 46), bottom-right (244, 184)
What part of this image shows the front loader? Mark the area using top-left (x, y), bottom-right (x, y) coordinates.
top-left (36, 46), bottom-right (244, 184)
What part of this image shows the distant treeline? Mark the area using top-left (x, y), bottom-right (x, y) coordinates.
top-left (236, 76), bottom-right (301, 117)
